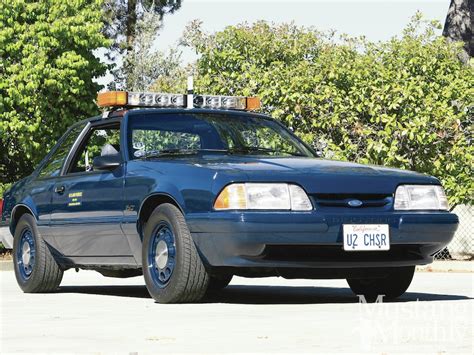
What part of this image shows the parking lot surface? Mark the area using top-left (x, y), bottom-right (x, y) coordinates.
top-left (1, 268), bottom-right (472, 353)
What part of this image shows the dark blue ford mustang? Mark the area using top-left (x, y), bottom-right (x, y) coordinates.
top-left (0, 107), bottom-right (459, 303)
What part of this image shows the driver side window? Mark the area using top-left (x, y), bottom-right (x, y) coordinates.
top-left (68, 124), bottom-right (121, 174)
top-left (38, 123), bottom-right (86, 178)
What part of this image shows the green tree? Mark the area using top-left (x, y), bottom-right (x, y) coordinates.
top-left (0, 0), bottom-right (110, 190)
top-left (182, 14), bottom-right (474, 205)
top-left (111, 10), bottom-right (185, 91)
top-left (103, 0), bottom-right (182, 88)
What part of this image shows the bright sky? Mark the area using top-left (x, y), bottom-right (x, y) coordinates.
top-left (99, 0), bottom-right (450, 86)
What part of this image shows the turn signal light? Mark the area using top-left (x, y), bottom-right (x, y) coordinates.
top-left (214, 184), bottom-right (247, 210)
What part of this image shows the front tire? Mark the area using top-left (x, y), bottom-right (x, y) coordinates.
top-left (142, 204), bottom-right (209, 303)
top-left (347, 266), bottom-right (415, 302)
top-left (13, 214), bottom-right (63, 293)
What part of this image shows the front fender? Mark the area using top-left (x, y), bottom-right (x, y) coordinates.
top-left (148, 182), bottom-right (186, 212)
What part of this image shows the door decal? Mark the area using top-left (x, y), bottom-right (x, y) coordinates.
top-left (67, 191), bottom-right (83, 207)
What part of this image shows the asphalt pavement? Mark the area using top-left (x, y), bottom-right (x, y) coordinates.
top-left (0, 268), bottom-right (472, 353)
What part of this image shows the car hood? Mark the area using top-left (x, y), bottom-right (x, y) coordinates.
top-left (145, 155), bottom-right (439, 195)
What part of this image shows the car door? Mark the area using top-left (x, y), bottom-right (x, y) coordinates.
top-left (28, 123), bottom-right (88, 241)
top-left (49, 120), bottom-right (133, 261)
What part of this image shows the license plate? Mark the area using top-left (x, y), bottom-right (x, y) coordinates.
top-left (343, 224), bottom-right (390, 251)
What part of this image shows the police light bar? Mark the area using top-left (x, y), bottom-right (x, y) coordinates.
top-left (97, 91), bottom-right (260, 111)
top-left (97, 77), bottom-right (260, 111)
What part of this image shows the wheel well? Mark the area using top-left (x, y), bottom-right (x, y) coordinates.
top-left (11, 205), bottom-right (34, 235)
top-left (137, 194), bottom-right (182, 239)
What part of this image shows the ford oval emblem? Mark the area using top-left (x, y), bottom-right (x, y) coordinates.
top-left (348, 199), bottom-right (363, 207)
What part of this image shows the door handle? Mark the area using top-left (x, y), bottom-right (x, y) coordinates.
top-left (54, 185), bottom-right (65, 194)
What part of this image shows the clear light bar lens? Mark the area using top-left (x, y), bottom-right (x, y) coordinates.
top-left (394, 185), bottom-right (449, 210)
top-left (194, 95), bottom-right (247, 110)
top-left (222, 96), bottom-right (247, 109)
top-left (128, 92), bottom-right (185, 107)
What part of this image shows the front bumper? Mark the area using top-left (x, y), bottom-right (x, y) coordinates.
top-left (0, 225), bottom-right (13, 249)
top-left (187, 211), bottom-right (458, 270)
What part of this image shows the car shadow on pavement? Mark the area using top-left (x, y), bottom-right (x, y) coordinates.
top-left (205, 285), bottom-right (472, 304)
top-left (58, 284), bottom-right (472, 304)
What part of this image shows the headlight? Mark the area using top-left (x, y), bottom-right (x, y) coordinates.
top-left (214, 183), bottom-right (313, 211)
top-left (394, 185), bottom-right (448, 210)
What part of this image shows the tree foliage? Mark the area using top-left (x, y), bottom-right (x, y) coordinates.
top-left (0, 0), bottom-right (110, 188)
top-left (182, 14), bottom-right (474, 205)
top-left (103, 0), bottom-right (182, 88)
top-left (103, 0), bottom-right (181, 54)
top-left (110, 10), bottom-right (185, 91)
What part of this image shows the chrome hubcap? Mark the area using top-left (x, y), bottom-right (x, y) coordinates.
top-left (21, 241), bottom-right (31, 267)
top-left (148, 222), bottom-right (176, 287)
top-left (155, 240), bottom-right (169, 269)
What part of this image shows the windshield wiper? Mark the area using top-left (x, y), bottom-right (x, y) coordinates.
top-left (137, 148), bottom-right (228, 159)
top-left (137, 147), bottom-right (306, 159)
top-left (229, 147), bottom-right (307, 157)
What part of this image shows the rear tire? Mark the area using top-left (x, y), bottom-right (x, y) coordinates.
top-left (347, 266), bottom-right (415, 302)
top-left (208, 275), bottom-right (233, 291)
top-left (142, 203), bottom-right (209, 303)
top-left (13, 214), bottom-right (63, 293)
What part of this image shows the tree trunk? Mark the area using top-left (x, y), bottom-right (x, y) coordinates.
top-left (443, 0), bottom-right (473, 61)
top-left (125, 0), bottom-right (138, 89)
top-left (126, 0), bottom-right (137, 50)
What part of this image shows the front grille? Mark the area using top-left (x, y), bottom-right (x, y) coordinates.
top-left (263, 244), bottom-right (424, 262)
top-left (312, 193), bottom-right (392, 208)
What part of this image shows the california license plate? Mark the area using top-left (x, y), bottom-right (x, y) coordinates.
top-left (343, 224), bottom-right (390, 251)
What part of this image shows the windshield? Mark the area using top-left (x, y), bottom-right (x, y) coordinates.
top-left (127, 112), bottom-right (315, 159)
